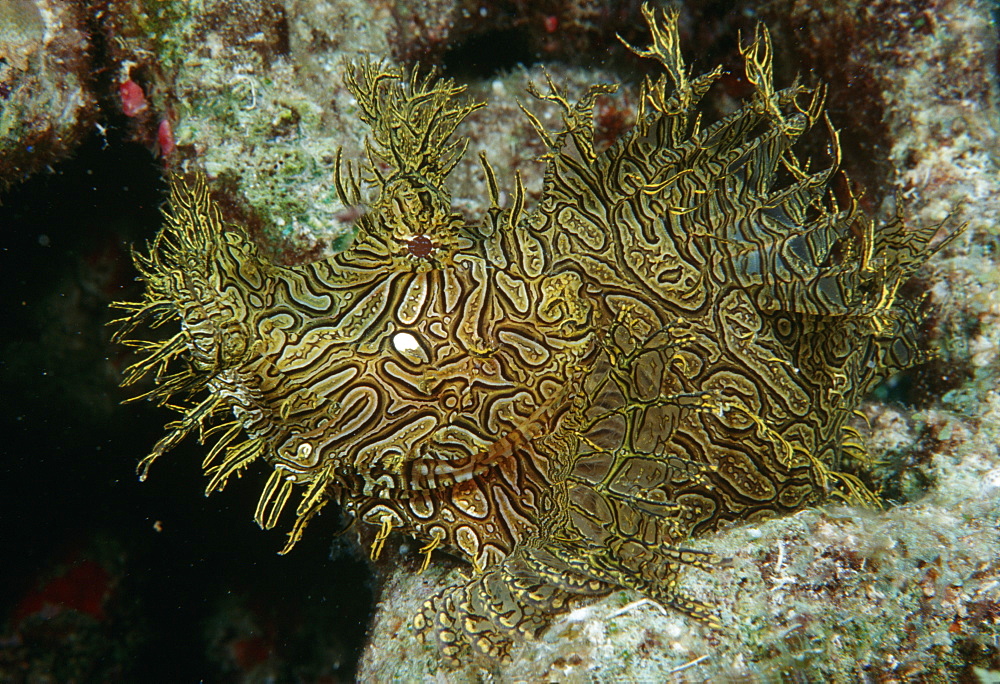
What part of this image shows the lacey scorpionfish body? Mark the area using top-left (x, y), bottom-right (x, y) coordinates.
top-left (113, 5), bottom-right (953, 662)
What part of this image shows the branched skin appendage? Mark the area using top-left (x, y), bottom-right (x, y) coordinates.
top-left (112, 4), bottom-right (956, 665)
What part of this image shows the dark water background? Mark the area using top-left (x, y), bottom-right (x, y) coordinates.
top-left (0, 129), bottom-right (372, 682)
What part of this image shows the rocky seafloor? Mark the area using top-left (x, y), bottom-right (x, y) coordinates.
top-left (1, 0), bottom-right (998, 681)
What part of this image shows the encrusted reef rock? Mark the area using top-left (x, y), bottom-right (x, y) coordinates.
top-left (95, 0), bottom-right (641, 265)
top-left (362, 480), bottom-right (1000, 681)
top-left (0, 0), bottom-right (97, 191)
top-left (96, 0), bottom-right (382, 261)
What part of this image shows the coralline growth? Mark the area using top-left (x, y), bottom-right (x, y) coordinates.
top-left (0, 0), bottom-right (96, 190)
top-left (113, 4), bottom-right (957, 664)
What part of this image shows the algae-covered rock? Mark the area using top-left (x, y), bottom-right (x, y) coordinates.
top-left (0, 0), bottom-right (97, 191)
top-left (362, 482), bottom-right (1000, 681)
top-left (96, 0), bottom-right (638, 265)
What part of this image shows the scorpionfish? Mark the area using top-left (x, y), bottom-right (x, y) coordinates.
top-left (113, 5), bottom-right (954, 663)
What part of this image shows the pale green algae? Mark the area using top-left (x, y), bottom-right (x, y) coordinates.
top-left (106, 0), bottom-right (633, 262)
top-left (0, 0), bottom-right (96, 191)
top-left (105, 0), bottom-right (382, 259)
top-left (0, 0), bottom-right (45, 72)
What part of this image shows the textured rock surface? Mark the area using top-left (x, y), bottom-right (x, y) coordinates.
top-left (0, 0), bottom-right (97, 191)
top-left (98, 0), bottom-right (643, 264)
top-left (361, 466), bottom-right (1000, 681)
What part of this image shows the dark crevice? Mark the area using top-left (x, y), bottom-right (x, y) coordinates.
top-left (0, 121), bottom-right (372, 681)
top-left (442, 27), bottom-right (538, 79)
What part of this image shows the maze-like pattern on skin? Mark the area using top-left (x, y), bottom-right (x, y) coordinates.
top-left (113, 3), bottom-right (956, 664)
